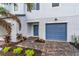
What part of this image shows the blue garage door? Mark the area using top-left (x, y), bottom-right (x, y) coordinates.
top-left (33, 25), bottom-right (39, 36)
top-left (46, 23), bottom-right (67, 41)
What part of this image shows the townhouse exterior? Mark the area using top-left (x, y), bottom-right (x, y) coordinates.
top-left (0, 3), bottom-right (79, 42)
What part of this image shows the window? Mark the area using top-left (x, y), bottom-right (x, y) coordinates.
top-left (31, 3), bottom-right (40, 10)
top-left (0, 3), bottom-right (11, 11)
top-left (27, 3), bottom-right (40, 11)
top-left (31, 3), bottom-right (36, 10)
top-left (3, 3), bottom-right (8, 5)
top-left (52, 3), bottom-right (59, 7)
top-left (14, 3), bottom-right (18, 11)
top-left (3, 3), bottom-right (10, 5)
top-left (0, 3), bottom-right (11, 7)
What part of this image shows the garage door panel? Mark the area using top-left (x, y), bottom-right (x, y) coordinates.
top-left (47, 36), bottom-right (64, 40)
top-left (46, 23), bottom-right (67, 41)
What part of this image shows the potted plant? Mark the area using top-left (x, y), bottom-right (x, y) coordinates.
top-left (16, 34), bottom-right (23, 42)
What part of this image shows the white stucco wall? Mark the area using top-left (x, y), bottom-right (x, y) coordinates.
top-left (16, 16), bottom-right (27, 36)
top-left (33, 15), bottom-right (79, 42)
top-left (4, 19), bottom-right (18, 42)
top-left (1, 3), bottom-right (79, 42)
top-left (26, 3), bottom-right (79, 21)
top-left (0, 16), bottom-right (27, 42)
top-left (10, 3), bottom-right (79, 42)
top-left (0, 26), bottom-right (7, 36)
top-left (11, 4), bottom-right (25, 15)
top-left (26, 22), bottom-right (39, 37)
top-left (0, 26), bottom-right (7, 41)
top-left (5, 17), bottom-right (27, 42)
top-left (25, 3), bottom-right (79, 42)
top-left (0, 3), bottom-right (25, 15)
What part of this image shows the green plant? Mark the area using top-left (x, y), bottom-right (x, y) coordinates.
top-left (27, 3), bottom-right (33, 12)
top-left (2, 47), bottom-right (11, 54)
top-left (25, 49), bottom-right (35, 56)
top-left (0, 6), bottom-right (7, 15)
top-left (35, 39), bottom-right (45, 43)
top-left (23, 36), bottom-right (27, 40)
top-left (17, 34), bottom-right (22, 39)
top-left (4, 35), bottom-right (11, 46)
top-left (74, 36), bottom-right (78, 46)
top-left (13, 47), bottom-right (23, 55)
top-left (72, 34), bottom-right (78, 46)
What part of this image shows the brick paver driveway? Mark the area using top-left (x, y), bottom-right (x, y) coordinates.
top-left (16, 39), bottom-right (77, 56)
top-left (45, 41), bottom-right (74, 56)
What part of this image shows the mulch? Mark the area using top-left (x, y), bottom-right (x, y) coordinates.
top-left (69, 42), bottom-right (79, 49)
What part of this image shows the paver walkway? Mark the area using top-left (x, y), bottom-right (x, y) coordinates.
top-left (0, 39), bottom-right (79, 56)
top-left (16, 39), bottom-right (77, 56)
top-left (44, 41), bottom-right (74, 56)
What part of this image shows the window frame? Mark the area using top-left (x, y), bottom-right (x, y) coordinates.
top-left (52, 3), bottom-right (59, 7)
top-left (14, 3), bottom-right (18, 11)
top-left (27, 3), bottom-right (40, 11)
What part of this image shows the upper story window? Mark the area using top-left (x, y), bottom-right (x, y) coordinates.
top-left (32, 3), bottom-right (40, 10)
top-left (52, 3), bottom-right (59, 7)
top-left (0, 3), bottom-right (11, 11)
top-left (3, 3), bottom-right (11, 5)
top-left (0, 3), bottom-right (11, 7)
top-left (27, 3), bottom-right (40, 11)
top-left (14, 3), bottom-right (18, 11)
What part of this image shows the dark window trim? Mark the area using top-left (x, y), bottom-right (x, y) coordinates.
top-left (52, 3), bottom-right (59, 7)
top-left (32, 3), bottom-right (40, 10)
top-left (15, 14), bottom-right (26, 16)
top-left (36, 3), bottom-right (40, 10)
top-left (14, 3), bottom-right (18, 11)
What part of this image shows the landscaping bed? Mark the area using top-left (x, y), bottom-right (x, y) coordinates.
top-left (0, 36), bottom-right (75, 56)
top-left (69, 34), bottom-right (79, 49)
top-left (0, 45), bottom-right (42, 56)
top-left (70, 42), bottom-right (79, 49)
top-left (0, 39), bottom-right (42, 56)
top-left (0, 36), bottom-right (44, 56)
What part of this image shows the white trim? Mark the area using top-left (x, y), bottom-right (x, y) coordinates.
top-left (46, 40), bottom-right (67, 42)
top-left (26, 15), bottom-right (79, 21)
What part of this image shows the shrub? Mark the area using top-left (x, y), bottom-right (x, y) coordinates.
top-left (4, 35), bottom-right (11, 46)
top-left (74, 36), bottom-right (78, 46)
top-left (25, 49), bottom-right (35, 56)
top-left (2, 47), bottom-right (11, 54)
top-left (23, 36), bottom-right (27, 40)
top-left (35, 39), bottom-right (45, 43)
top-left (72, 34), bottom-right (78, 46)
top-left (13, 47), bottom-right (23, 55)
top-left (16, 34), bottom-right (22, 40)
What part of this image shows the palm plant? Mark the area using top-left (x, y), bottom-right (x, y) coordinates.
top-left (0, 6), bottom-right (20, 45)
top-left (0, 3), bottom-right (33, 29)
top-left (27, 3), bottom-right (33, 12)
top-left (0, 3), bottom-right (33, 43)
top-left (0, 6), bottom-right (8, 16)
top-left (0, 6), bottom-right (22, 30)
top-left (0, 3), bottom-right (33, 33)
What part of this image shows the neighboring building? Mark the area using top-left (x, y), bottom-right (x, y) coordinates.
top-left (0, 3), bottom-right (79, 42)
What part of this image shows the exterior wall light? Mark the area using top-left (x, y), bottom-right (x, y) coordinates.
top-left (55, 18), bottom-right (58, 21)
